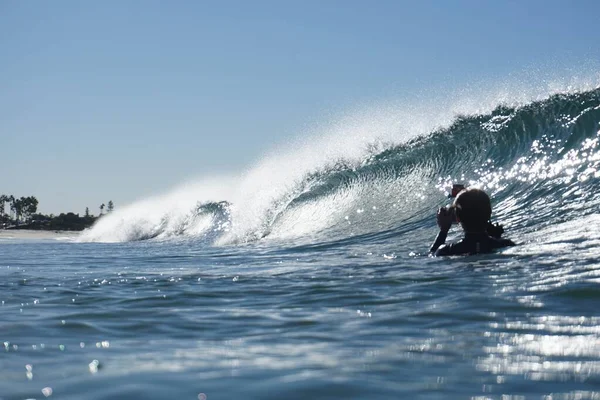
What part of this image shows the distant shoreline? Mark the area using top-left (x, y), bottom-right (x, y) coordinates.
top-left (1, 212), bottom-right (99, 232)
top-left (0, 229), bottom-right (79, 240)
top-left (3, 223), bottom-right (91, 232)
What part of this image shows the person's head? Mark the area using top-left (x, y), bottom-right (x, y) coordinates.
top-left (452, 188), bottom-right (492, 232)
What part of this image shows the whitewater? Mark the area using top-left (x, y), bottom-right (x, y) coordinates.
top-left (3, 79), bottom-right (600, 399)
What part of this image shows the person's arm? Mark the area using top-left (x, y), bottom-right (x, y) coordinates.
top-left (430, 229), bottom-right (448, 253)
top-left (430, 207), bottom-right (454, 254)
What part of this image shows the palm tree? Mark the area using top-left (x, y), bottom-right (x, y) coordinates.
top-left (10, 196), bottom-right (23, 224)
top-left (0, 195), bottom-right (6, 218)
top-left (7, 195), bottom-right (15, 222)
top-left (22, 196), bottom-right (38, 222)
top-left (100, 203), bottom-right (105, 215)
top-left (0, 195), bottom-right (7, 225)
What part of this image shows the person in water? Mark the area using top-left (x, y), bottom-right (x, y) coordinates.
top-left (430, 188), bottom-right (515, 256)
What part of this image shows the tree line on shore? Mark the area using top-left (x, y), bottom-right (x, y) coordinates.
top-left (0, 194), bottom-right (115, 231)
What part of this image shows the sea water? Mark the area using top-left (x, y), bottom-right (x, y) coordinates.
top-left (2, 86), bottom-right (600, 399)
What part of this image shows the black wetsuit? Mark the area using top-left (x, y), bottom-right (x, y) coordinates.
top-left (430, 230), bottom-right (515, 256)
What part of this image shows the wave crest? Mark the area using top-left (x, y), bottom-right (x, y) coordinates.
top-left (79, 86), bottom-right (600, 245)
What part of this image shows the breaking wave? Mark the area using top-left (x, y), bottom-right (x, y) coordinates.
top-left (79, 81), bottom-right (600, 247)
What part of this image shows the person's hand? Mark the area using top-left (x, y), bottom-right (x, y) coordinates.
top-left (437, 207), bottom-right (454, 232)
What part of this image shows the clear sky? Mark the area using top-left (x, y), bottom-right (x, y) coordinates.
top-left (2, 0), bottom-right (599, 215)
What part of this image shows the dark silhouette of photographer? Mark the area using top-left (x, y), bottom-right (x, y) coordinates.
top-left (430, 186), bottom-right (515, 256)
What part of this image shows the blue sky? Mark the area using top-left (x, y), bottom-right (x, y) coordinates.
top-left (2, 0), bottom-right (599, 214)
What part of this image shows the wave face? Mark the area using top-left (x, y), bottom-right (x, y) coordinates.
top-left (79, 86), bottom-right (600, 246)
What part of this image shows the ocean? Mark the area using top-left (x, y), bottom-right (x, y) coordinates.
top-left (2, 86), bottom-right (600, 399)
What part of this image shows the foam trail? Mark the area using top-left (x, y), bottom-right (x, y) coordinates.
top-left (78, 179), bottom-right (236, 243)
